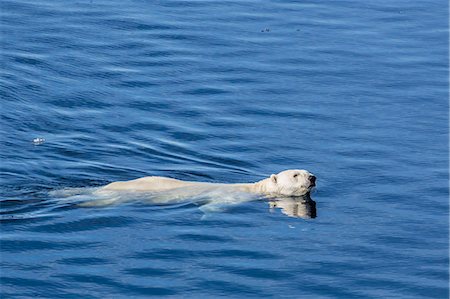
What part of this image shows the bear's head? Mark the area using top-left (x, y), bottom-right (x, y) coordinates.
top-left (266, 169), bottom-right (316, 196)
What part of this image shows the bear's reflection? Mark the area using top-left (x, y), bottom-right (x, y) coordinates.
top-left (268, 194), bottom-right (316, 219)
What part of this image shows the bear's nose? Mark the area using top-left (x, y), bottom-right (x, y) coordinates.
top-left (309, 175), bottom-right (316, 185)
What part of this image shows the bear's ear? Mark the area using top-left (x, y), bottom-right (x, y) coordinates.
top-left (270, 174), bottom-right (277, 184)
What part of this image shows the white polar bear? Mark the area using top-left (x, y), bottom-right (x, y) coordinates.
top-left (65, 169), bottom-right (316, 209)
top-left (101, 169), bottom-right (316, 197)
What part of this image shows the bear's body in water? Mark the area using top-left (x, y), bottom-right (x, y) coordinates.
top-left (54, 170), bottom-right (317, 218)
top-left (101, 169), bottom-right (316, 197)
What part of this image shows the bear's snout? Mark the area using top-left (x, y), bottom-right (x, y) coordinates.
top-left (309, 175), bottom-right (316, 186)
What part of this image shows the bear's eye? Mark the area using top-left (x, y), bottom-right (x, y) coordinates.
top-left (293, 174), bottom-right (298, 178)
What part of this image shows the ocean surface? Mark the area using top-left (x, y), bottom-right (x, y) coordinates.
top-left (1, 0), bottom-right (448, 298)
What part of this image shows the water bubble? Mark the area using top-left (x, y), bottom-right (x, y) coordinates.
top-left (32, 137), bottom-right (45, 145)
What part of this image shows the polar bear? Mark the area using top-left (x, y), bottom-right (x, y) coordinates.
top-left (101, 169), bottom-right (316, 197)
top-left (65, 169), bottom-right (316, 209)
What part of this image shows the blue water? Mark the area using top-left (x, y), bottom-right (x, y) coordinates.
top-left (1, 0), bottom-right (448, 298)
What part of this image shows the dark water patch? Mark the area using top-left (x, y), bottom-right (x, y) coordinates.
top-left (116, 80), bottom-right (158, 88)
top-left (207, 249), bottom-right (280, 259)
top-left (125, 100), bottom-right (175, 111)
top-left (128, 247), bottom-right (278, 261)
top-left (57, 274), bottom-right (176, 296)
top-left (193, 279), bottom-right (268, 297)
top-left (30, 216), bottom-right (136, 233)
top-left (1, 277), bottom-right (64, 290)
top-left (0, 199), bottom-right (38, 209)
top-left (0, 277), bottom-right (85, 299)
top-left (0, 215), bottom-right (56, 227)
top-left (220, 76), bottom-right (263, 84)
top-left (1, 240), bottom-right (100, 253)
top-left (56, 257), bottom-right (111, 266)
top-left (47, 94), bottom-right (113, 109)
top-left (217, 265), bottom-right (294, 280)
top-left (182, 87), bottom-right (230, 95)
top-left (296, 282), bottom-right (365, 299)
top-left (11, 55), bottom-right (46, 66)
top-left (149, 218), bottom-right (260, 229)
top-left (350, 275), bottom-right (449, 299)
top-left (1, 263), bottom-right (53, 282)
top-left (0, 198), bottom-right (60, 219)
top-left (128, 248), bottom-right (209, 261)
top-left (123, 267), bottom-right (179, 277)
top-left (176, 233), bottom-right (233, 243)
top-left (100, 19), bottom-right (175, 32)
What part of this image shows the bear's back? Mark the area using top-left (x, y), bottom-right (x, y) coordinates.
top-left (103, 176), bottom-right (196, 191)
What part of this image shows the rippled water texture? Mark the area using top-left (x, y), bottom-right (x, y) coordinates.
top-left (1, 0), bottom-right (448, 298)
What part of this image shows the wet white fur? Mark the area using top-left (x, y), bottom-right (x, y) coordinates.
top-left (53, 170), bottom-right (315, 209)
top-left (101, 169), bottom-right (314, 197)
